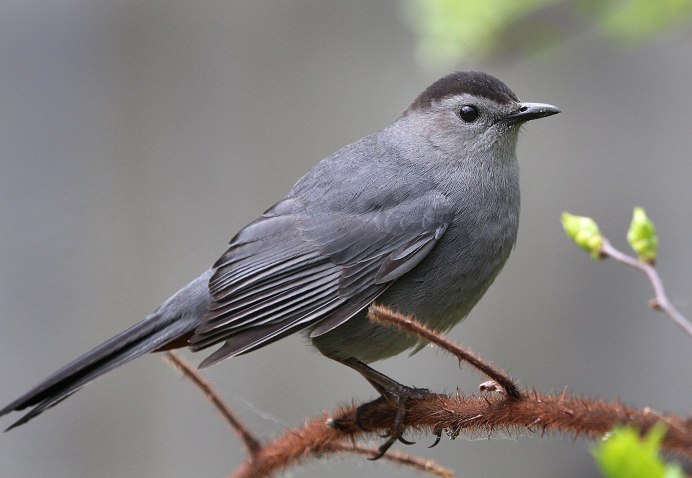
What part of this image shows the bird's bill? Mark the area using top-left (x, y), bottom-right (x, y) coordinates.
top-left (503, 102), bottom-right (561, 125)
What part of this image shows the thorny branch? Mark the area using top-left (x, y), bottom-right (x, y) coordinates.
top-left (164, 350), bottom-right (450, 477)
top-left (368, 304), bottom-right (521, 399)
top-left (164, 307), bottom-right (691, 478)
top-left (600, 238), bottom-right (692, 337)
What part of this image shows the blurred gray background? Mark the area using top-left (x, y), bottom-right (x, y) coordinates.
top-left (1, 2), bottom-right (691, 477)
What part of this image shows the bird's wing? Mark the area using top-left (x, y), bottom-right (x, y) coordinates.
top-left (189, 193), bottom-right (452, 367)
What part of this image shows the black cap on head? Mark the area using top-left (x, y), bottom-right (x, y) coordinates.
top-left (408, 71), bottom-right (519, 112)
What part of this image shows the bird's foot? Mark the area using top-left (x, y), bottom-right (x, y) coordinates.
top-left (359, 383), bottom-right (436, 459)
top-left (334, 357), bottom-right (442, 459)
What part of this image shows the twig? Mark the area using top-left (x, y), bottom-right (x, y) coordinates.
top-left (601, 238), bottom-right (692, 337)
top-left (368, 304), bottom-right (521, 400)
top-left (163, 351), bottom-right (262, 456)
top-left (330, 444), bottom-right (455, 478)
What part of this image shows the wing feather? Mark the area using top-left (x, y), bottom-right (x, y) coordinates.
top-left (190, 191), bottom-right (453, 365)
top-left (197, 268), bottom-right (340, 336)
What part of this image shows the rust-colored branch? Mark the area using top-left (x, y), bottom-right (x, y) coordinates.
top-left (164, 309), bottom-right (690, 477)
top-left (601, 238), bottom-right (692, 337)
top-left (163, 351), bottom-right (262, 456)
top-left (230, 391), bottom-right (691, 477)
top-left (226, 298), bottom-right (691, 476)
top-left (368, 304), bottom-right (521, 399)
top-left (343, 392), bottom-right (692, 457)
top-left (228, 407), bottom-right (457, 478)
top-left (164, 351), bottom-right (447, 476)
top-left (230, 425), bottom-right (454, 478)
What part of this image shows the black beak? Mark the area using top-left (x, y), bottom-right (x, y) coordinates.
top-left (503, 102), bottom-right (561, 125)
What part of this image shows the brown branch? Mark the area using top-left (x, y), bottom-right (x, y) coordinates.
top-left (368, 304), bottom-right (521, 399)
top-left (164, 351), bottom-right (447, 477)
top-left (346, 392), bottom-right (692, 457)
top-left (600, 238), bottom-right (692, 337)
top-left (230, 391), bottom-right (691, 477)
top-left (161, 349), bottom-right (692, 478)
top-left (227, 306), bottom-right (690, 476)
top-left (163, 351), bottom-right (262, 456)
top-left (228, 406), bottom-right (457, 478)
top-left (162, 304), bottom-right (690, 476)
top-left (230, 425), bottom-right (454, 478)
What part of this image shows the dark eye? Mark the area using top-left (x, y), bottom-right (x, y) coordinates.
top-left (459, 105), bottom-right (479, 122)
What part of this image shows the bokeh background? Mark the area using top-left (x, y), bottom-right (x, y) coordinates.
top-left (1, 1), bottom-right (691, 477)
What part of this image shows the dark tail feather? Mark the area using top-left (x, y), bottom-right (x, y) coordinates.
top-left (0, 310), bottom-right (198, 431)
top-left (1, 269), bottom-right (213, 430)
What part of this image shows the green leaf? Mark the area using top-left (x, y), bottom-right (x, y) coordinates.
top-left (402, 0), bottom-right (692, 64)
top-left (593, 424), bottom-right (684, 478)
top-left (401, 0), bottom-right (558, 65)
top-left (596, 0), bottom-right (692, 41)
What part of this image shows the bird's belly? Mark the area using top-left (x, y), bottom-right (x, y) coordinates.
top-left (311, 217), bottom-right (517, 363)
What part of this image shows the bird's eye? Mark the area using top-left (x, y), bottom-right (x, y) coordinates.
top-left (458, 105), bottom-right (479, 122)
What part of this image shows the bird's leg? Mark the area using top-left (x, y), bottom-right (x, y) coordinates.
top-left (333, 357), bottom-right (439, 459)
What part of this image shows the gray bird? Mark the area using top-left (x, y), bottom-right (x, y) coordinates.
top-left (1, 72), bottom-right (559, 446)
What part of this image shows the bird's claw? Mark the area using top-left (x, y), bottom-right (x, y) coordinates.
top-left (428, 427), bottom-right (442, 448)
top-left (339, 358), bottom-right (440, 459)
top-left (354, 384), bottom-right (435, 460)
top-left (368, 434), bottom-right (398, 460)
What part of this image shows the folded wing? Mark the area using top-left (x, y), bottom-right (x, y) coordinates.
top-left (190, 194), bottom-right (452, 368)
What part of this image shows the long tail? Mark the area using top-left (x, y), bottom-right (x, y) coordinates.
top-left (0, 269), bottom-right (213, 431)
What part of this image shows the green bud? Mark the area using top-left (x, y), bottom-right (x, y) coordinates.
top-left (627, 207), bottom-right (658, 263)
top-left (562, 212), bottom-right (603, 259)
